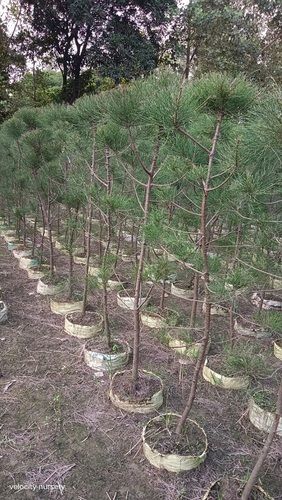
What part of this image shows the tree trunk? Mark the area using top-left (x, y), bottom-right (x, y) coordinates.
top-left (23, 215), bottom-right (26, 247)
top-left (31, 216), bottom-right (37, 258)
top-left (82, 203), bottom-right (93, 314)
top-left (190, 273), bottom-right (200, 328)
top-left (132, 139), bottom-right (160, 390)
top-left (176, 112), bottom-right (223, 435)
top-left (241, 380), bottom-right (282, 500)
top-left (229, 300), bottom-right (235, 346)
top-left (102, 146), bottom-right (113, 348)
top-left (159, 280), bottom-right (166, 310)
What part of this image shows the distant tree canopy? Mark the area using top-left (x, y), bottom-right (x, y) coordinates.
top-left (0, 21), bottom-right (25, 121)
top-left (16, 0), bottom-right (177, 103)
top-left (164, 0), bottom-right (281, 84)
top-left (1, 0), bottom-right (280, 118)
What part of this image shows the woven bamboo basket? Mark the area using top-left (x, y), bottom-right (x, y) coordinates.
top-left (249, 397), bottom-right (282, 436)
top-left (84, 339), bottom-right (130, 373)
top-left (273, 340), bottom-right (282, 361)
top-left (64, 312), bottom-right (103, 339)
top-left (109, 370), bottom-right (163, 414)
top-left (203, 358), bottom-right (250, 389)
top-left (142, 414), bottom-right (207, 473)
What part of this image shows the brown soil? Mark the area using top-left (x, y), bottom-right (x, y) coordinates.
top-left (0, 235), bottom-right (281, 499)
top-left (173, 280), bottom-right (193, 291)
top-left (68, 311), bottom-right (101, 326)
top-left (145, 415), bottom-right (205, 456)
top-left (53, 292), bottom-right (82, 303)
top-left (85, 338), bottom-right (124, 355)
top-left (111, 370), bottom-right (161, 403)
top-left (168, 326), bottom-right (203, 345)
top-left (206, 478), bottom-right (269, 499)
top-left (207, 355), bottom-right (237, 377)
top-left (73, 251), bottom-right (86, 258)
top-left (40, 274), bottom-right (66, 285)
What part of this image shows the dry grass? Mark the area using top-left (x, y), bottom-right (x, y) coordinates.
top-left (0, 235), bottom-right (281, 499)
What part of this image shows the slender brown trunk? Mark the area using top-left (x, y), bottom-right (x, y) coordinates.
top-left (160, 280), bottom-right (166, 310)
top-left (176, 112), bottom-right (223, 435)
top-left (241, 380), bottom-right (282, 500)
top-left (83, 207), bottom-right (87, 255)
top-left (57, 204), bottom-right (60, 236)
top-left (114, 221), bottom-right (123, 269)
top-left (190, 273), bottom-right (199, 328)
top-left (175, 188), bottom-right (211, 434)
top-left (46, 195), bottom-right (54, 277)
top-left (23, 215), bottom-right (26, 247)
top-left (82, 127), bottom-right (97, 314)
top-left (67, 207), bottom-right (74, 299)
top-left (102, 146), bottom-right (112, 347)
top-left (168, 201), bottom-right (174, 223)
top-left (258, 291), bottom-right (265, 315)
top-left (38, 204), bottom-right (45, 266)
top-left (229, 300), bottom-right (235, 346)
top-left (16, 216), bottom-right (20, 241)
top-left (82, 203), bottom-right (93, 314)
top-left (31, 216), bottom-right (37, 258)
top-left (132, 179), bottom-right (151, 388)
top-left (98, 212), bottom-right (103, 264)
top-left (132, 139), bottom-right (160, 390)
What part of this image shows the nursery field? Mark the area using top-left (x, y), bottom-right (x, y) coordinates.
top-left (0, 223), bottom-right (281, 500)
top-left (0, 73), bottom-right (281, 499)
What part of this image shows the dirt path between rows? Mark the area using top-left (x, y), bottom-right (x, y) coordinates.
top-left (0, 238), bottom-right (281, 500)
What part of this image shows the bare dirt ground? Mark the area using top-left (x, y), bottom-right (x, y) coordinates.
top-left (0, 236), bottom-right (281, 500)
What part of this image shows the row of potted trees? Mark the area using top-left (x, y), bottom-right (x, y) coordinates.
top-left (0, 71), bottom-right (281, 498)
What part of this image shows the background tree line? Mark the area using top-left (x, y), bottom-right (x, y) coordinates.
top-left (0, 0), bottom-right (281, 122)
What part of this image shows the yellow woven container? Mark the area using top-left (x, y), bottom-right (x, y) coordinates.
top-left (141, 311), bottom-right (167, 329)
top-left (19, 255), bottom-right (38, 270)
top-left (142, 414), bottom-right (207, 473)
top-left (203, 359), bottom-right (250, 389)
top-left (169, 337), bottom-right (202, 359)
top-left (64, 312), bottom-right (103, 339)
top-left (27, 264), bottom-right (53, 280)
top-left (273, 340), bottom-right (282, 361)
top-left (117, 291), bottom-right (148, 310)
top-left (273, 278), bottom-right (282, 289)
top-left (88, 265), bottom-right (100, 277)
top-left (84, 339), bottom-right (130, 373)
top-left (37, 277), bottom-right (67, 296)
top-left (171, 283), bottom-right (194, 300)
top-left (234, 318), bottom-right (270, 339)
top-left (50, 298), bottom-right (83, 315)
top-left (54, 240), bottom-right (68, 255)
top-left (249, 397), bottom-right (282, 436)
top-left (13, 248), bottom-right (32, 259)
top-left (109, 370), bottom-right (163, 414)
top-left (202, 299), bottom-right (227, 316)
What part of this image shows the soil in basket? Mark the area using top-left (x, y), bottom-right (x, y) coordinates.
top-left (208, 355), bottom-right (243, 378)
top-left (208, 344), bottom-right (267, 378)
top-left (54, 291), bottom-right (82, 303)
top-left (41, 274), bottom-right (66, 285)
top-left (69, 311), bottom-right (101, 326)
top-left (252, 387), bottom-right (277, 413)
top-left (145, 415), bottom-right (205, 456)
top-left (86, 338), bottom-right (124, 355)
top-left (112, 370), bottom-right (161, 403)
